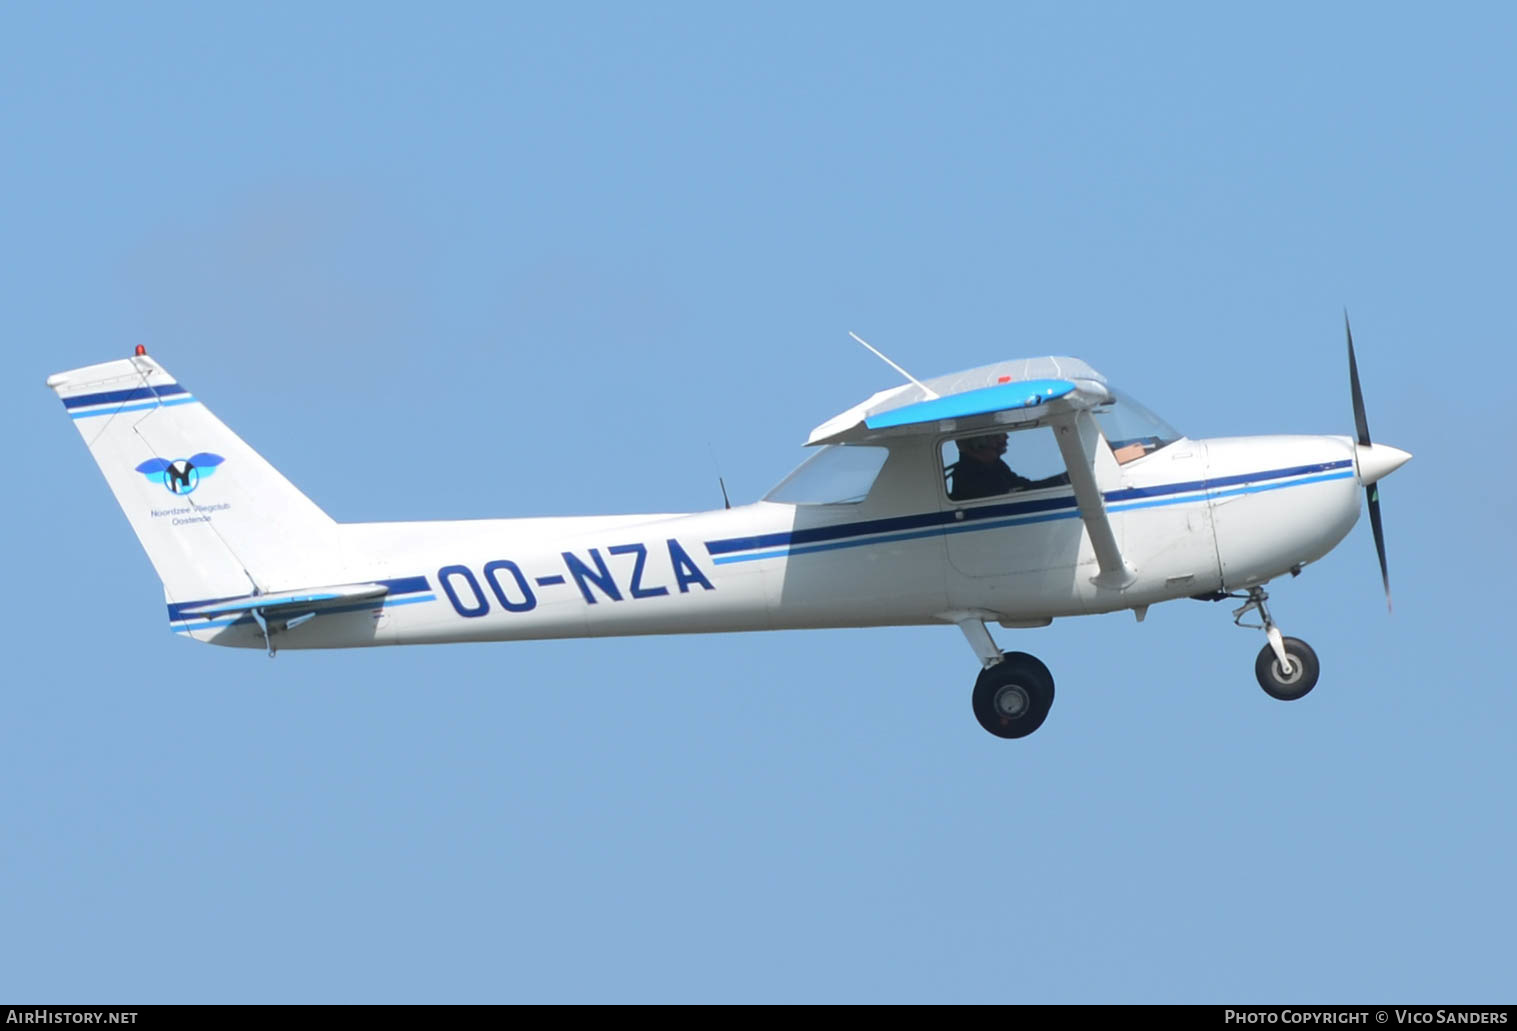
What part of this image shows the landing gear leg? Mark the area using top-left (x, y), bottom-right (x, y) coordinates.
top-left (1232, 587), bottom-right (1318, 700)
top-left (946, 612), bottom-right (1056, 738)
top-left (952, 614), bottom-right (1004, 670)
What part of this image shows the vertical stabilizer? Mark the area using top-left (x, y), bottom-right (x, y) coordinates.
top-left (48, 352), bottom-right (340, 611)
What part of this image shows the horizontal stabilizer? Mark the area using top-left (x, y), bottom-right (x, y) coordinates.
top-left (177, 583), bottom-right (390, 620)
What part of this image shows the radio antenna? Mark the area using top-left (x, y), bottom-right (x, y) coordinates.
top-left (707, 441), bottom-right (732, 510)
top-left (848, 331), bottom-right (938, 399)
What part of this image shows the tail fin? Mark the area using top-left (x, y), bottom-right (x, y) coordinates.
top-left (47, 351), bottom-right (340, 610)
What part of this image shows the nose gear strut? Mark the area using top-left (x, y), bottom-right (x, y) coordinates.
top-left (1227, 587), bottom-right (1320, 701)
top-left (1231, 587), bottom-right (1292, 676)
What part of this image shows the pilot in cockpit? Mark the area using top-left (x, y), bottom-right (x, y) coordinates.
top-left (947, 433), bottom-right (1070, 502)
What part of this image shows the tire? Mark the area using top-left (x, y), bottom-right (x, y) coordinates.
top-left (1255, 637), bottom-right (1320, 701)
top-left (972, 652), bottom-right (1056, 738)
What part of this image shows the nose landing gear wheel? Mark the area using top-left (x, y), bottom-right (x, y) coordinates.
top-left (1255, 636), bottom-right (1320, 701)
top-left (972, 652), bottom-right (1055, 738)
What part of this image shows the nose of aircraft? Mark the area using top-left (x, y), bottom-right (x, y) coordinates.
top-left (1355, 443), bottom-right (1412, 486)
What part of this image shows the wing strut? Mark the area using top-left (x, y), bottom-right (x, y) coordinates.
top-left (1050, 412), bottom-right (1136, 590)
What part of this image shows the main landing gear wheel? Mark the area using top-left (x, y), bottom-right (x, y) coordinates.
top-left (1255, 636), bottom-right (1320, 701)
top-left (972, 652), bottom-right (1055, 739)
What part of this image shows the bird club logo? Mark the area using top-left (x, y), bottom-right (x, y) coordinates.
top-left (135, 453), bottom-right (225, 496)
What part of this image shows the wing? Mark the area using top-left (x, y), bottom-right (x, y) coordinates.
top-left (867, 378), bottom-right (1079, 430)
top-left (806, 356), bottom-right (1113, 446)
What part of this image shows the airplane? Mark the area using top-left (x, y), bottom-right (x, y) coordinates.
top-left (46, 321), bottom-right (1411, 738)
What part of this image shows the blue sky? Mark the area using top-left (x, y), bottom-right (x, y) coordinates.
top-left (4, 3), bottom-right (1514, 1003)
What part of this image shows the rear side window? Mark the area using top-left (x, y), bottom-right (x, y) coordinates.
top-left (765, 446), bottom-right (890, 505)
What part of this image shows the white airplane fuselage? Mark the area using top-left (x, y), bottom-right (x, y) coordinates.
top-left (180, 432), bottom-right (1364, 651)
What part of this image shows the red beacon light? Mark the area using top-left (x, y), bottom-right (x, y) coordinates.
top-left (134, 345), bottom-right (146, 356)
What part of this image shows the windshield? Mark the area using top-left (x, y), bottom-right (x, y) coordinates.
top-left (764, 445), bottom-right (890, 505)
top-left (1092, 389), bottom-right (1182, 464)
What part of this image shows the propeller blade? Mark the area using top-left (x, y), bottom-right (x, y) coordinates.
top-left (1366, 484), bottom-right (1391, 612)
top-left (1346, 311), bottom-right (1372, 447)
top-left (1348, 314), bottom-right (1395, 612)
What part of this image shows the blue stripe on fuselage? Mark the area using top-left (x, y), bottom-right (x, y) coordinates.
top-left (705, 460), bottom-right (1354, 565)
top-left (705, 492), bottom-right (1080, 556)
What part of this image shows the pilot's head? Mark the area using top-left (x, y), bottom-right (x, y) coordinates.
top-left (957, 433), bottom-right (1009, 463)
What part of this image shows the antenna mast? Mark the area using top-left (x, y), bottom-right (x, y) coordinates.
top-left (848, 332), bottom-right (938, 399)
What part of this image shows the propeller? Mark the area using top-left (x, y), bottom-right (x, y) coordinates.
top-left (1345, 312), bottom-right (1409, 613)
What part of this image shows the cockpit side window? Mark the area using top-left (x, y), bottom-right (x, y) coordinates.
top-left (941, 427), bottom-right (1069, 503)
